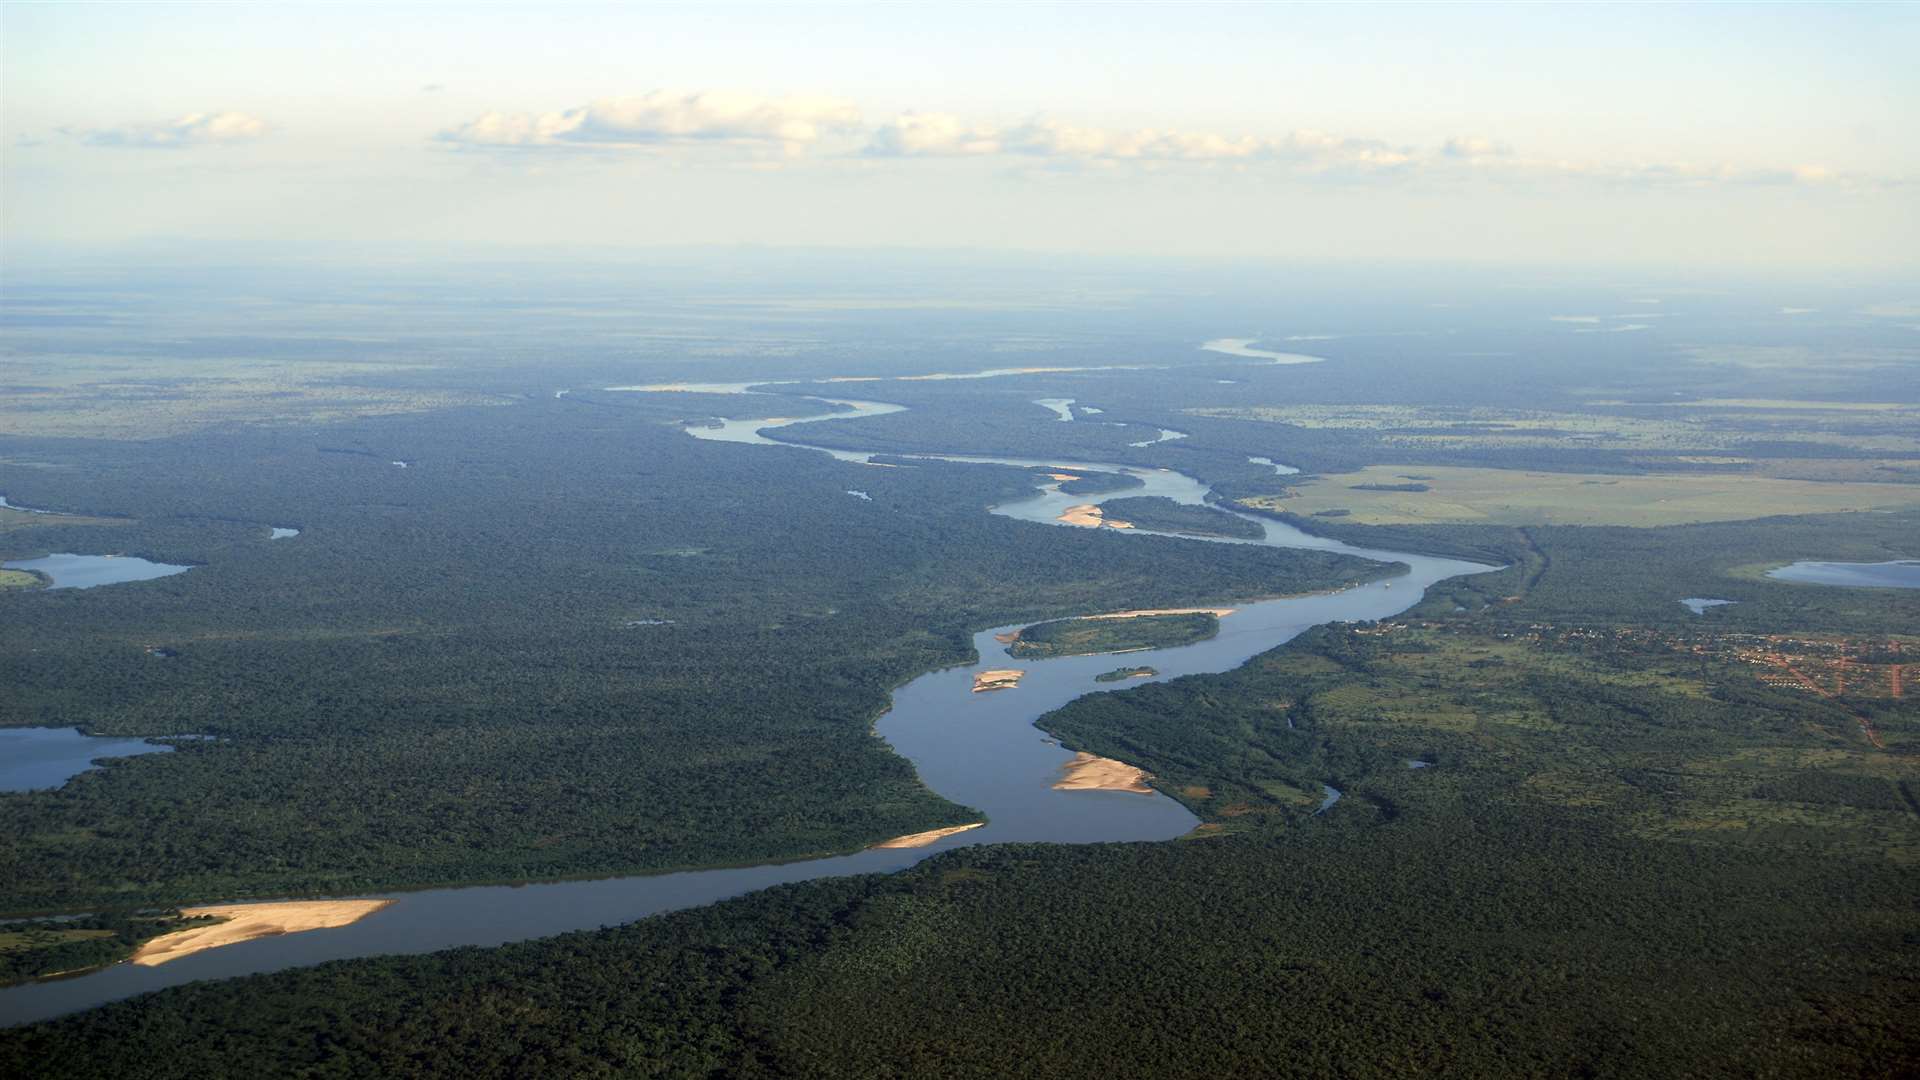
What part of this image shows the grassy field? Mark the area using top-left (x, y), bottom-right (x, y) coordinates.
top-left (0, 569), bottom-right (42, 589)
top-left (1187, 401), bottom-right (1920, 457)
top-left (0, 359), bottom-right (509, 440)
top-left (1241, 464), bottom-right (1920, 526)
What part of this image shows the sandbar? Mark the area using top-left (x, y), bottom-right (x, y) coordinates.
top-left (1047, 472), bottom-right (1082, 482)
top-left (871, 822), bottom-right (985, 849)
top-left (973, 669), bottom-right (1025, 692)
top-left (1057, 503), bottom-right (1134, 529)
top-left (1085, 607), bottom-right (1235, 620)
top-left (129, 899), bottom-right (396, 967)
top-left (1053, 751), bottom-right (1155, 794)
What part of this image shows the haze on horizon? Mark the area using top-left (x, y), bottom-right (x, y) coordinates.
top-left (2, 2), bottom-right (1917, 270)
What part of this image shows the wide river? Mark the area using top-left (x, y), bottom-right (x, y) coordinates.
top-left (0, 386), bottom-right (1493, 1025)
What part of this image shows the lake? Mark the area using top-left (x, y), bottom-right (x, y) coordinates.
top-left (1766, 560), bottom-right (1920, 589)
top-left (0, 728), bottom-right (176, 793)
top-left (2, 553), bottom-right (193, 590)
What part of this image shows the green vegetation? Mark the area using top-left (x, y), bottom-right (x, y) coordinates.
top-left (1097, 496), bottom-right (1265, 538)
top-left (1008, 613), bottom-right (1217, 659)
top-left (0, 569), bottom-right (41, 590)
top-left (1094, 665), bottom-right (1156, 682)
top-left (0, 912), bottom-right (216, 986)
top-left (10, 616), bottom-right (1913, 1076)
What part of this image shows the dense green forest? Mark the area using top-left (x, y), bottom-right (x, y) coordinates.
top-left (9, 615), bottom-right (1913, 1076)
top-left (1007, 612), bottom-right (1217, 660)
top-left (0, 398), bottom-right (1382, 911)
top-left (1095, 495), bottom-right (1265, 539)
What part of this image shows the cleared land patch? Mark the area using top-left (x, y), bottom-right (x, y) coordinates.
top-left (1240, 465), bottom-right (1920, 527)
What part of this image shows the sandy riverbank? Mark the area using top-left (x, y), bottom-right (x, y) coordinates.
top-left (1057, 504), bottom-right (1134, 529)
top-left (1085, 607), bottom-right (1235, 620)
top-left (129, 900), bottom-right (396, 967)
top-left (871, 822), bottom-right (986, 849)
top-left (1053, 752), bottom-right (1155, 794)
top-left (973, 669), bottom-right (1025, 692)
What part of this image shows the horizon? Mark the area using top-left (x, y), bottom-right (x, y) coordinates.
top-left (5, 2), bottom-right (1917, 270)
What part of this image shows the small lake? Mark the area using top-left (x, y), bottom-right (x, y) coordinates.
top-left (1766, 560), bottom-right (1920, 589)
top-left (1249, 456), bottom-right (1300, 476)
top-left (2, 553), bottom-right (192, 590)
top-left (269, 527), bottom-right (300, 540)
top-left (1680, 598), bottom-right (1736, 614)
top-left (0, 728), bottom-right (176, 792)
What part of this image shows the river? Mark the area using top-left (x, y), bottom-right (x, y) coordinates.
top-left (0, 383), bottom-right (1493, 1025)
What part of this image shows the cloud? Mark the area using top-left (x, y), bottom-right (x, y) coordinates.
top-left (433, 91), bottom-right (1889, 191)
top-left (81, 112), bottom-right (268, 148)
top-left (1446, 150), bottom-right (1858, 190)
top-left (864, 114), bottom-right (1414, 173)
top-left (439, 91), bottom-right (861, 155)
top-left (1441, 135), bottom-right (1511, 159)
top-left (865, 112), bottom-right (1002, 157)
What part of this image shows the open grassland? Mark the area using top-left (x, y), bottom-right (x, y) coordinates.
top-left (1, 357), bottom-right (509, 439)
top-left (0, 569), bottom-right (42, 589)
top-left (1241, 464), bottom-right (1920, 526)
top-left (1186, 401), bottom-right (1920, 457)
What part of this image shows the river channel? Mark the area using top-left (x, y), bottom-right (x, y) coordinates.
top-left (0, 385), bottom-right (1493, 1025)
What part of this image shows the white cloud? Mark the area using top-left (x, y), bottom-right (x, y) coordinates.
top-left (439, 91), bottom-right (861, 155)
top-left (1441, 135), bottom-right (1510, 159)
top-left (433, 92), bottom-right (1884, 192)
top-left (865, 112), bottom-right (1002, 157)
top-left (864, 114), bottom-right (1413, 173)
top-left (81, 112), bottom-right (267, 148)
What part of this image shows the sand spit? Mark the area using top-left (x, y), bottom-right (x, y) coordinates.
top-left (871, 822), bottom-right (986, 849)
top-left (1054, 752), bottom-right (1154, 794)
top-left (1057, 504), bottom-right (1134, 529)
top-left (129, 900), bottom-right (395, 967)
top-left (1046, 472), bottom-right (1082, 482)
top-left (973, 669), bottom-right (1026, 692)
top-left (1085, 607), bottom-right (1236, 621)
top-left (993, 630), bottom-right (1022, 644)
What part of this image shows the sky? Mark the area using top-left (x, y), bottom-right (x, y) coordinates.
top-left (3, 2), bottom-right (1917, 269)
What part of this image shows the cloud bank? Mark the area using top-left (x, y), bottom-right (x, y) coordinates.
top-left (81, 112), bottom-right (268, 148)
top-left (438, 91), bottom-right (861, 155)
top-left (433, 92), bottom-right (1870, 191)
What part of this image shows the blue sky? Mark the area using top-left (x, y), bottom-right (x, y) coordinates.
top-left (4, 2), bottom-right (1915, 267)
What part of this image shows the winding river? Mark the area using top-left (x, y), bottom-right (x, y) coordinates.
top-left (0, 383), bottom-right (1493, 1026)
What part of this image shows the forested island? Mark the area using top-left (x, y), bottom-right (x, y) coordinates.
top-left (1008, 612), bottom-right (1219, 659)
top-left (1095, 496), bottom-right (1265, 539)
